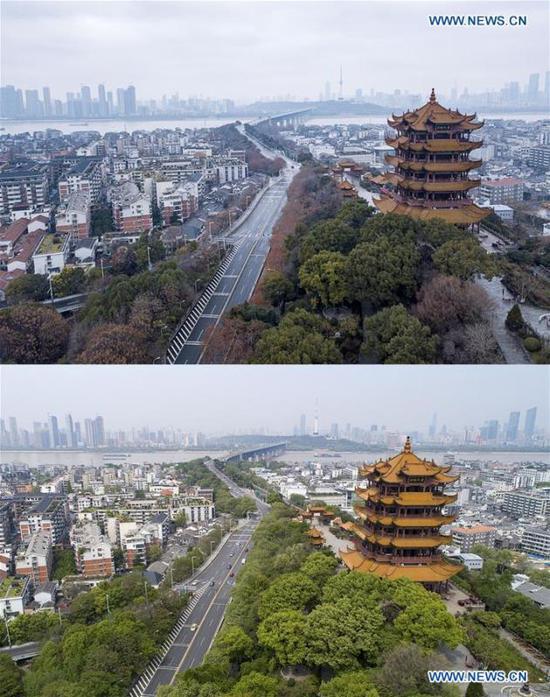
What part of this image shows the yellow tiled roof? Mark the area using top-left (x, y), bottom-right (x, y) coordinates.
top-left (340, 549), bottom-right (462, 583)
top-left (374, 196), bottom-right (490, 224)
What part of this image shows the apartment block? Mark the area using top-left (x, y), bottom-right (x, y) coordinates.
top-left (55, 191), bottom-right (91, 240)
top-left (110, 182), bottom-right (152, 234)
top-left (15, 531), bottom-right (53, 584)
top-left (0, 163), bottom-right (49, 215)
top-left (70, 521), bottom-right (114, 578)
top-left (501, 489), bottom-right (550, 518)
top-left (479, 177), bottom-right (524, 204)
top-left (452, 524), bottom-right (497, 552)
top-left (521, 527), bottom-right (550, 559)
top-left (19, 496), bottom-right (69, 544)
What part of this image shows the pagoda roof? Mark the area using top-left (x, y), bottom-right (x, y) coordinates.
top-left (386, 137), bottom-right (483, 154)
top-left (355, 488), bottom-right (457, 507)
top-left (340, 548), bottom-right (462, 583)
top-left (359, 437), bottom-right (459, 484)
top-left (378, 176), bottom-right (481, 193)
top-left (388, 89), bottom-right (483, 132)
top-left (385, 155), bottom-right (482, 173)
top-left (353, 505), bottom-right (456, 527)
top-left (374, 196), bottom-right (490, 224)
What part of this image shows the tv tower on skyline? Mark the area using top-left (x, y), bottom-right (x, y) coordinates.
top-left (338, 65), bottom-right (344, 101)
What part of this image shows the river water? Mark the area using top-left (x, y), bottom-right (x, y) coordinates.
top-left (1, 448), bottom-right (547, 469)
top-left (1, 112), bottom-right (547, 136)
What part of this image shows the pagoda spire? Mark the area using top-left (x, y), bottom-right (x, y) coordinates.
top-left (404, 436), bottom-right (412, 453)
top-left (429, 87), bottom-right (436, 102)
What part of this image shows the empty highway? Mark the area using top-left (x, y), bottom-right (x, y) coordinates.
top-left (139, 462), bottom-right (267, 696)
top-left (171, 127), bottom-right (299, 364)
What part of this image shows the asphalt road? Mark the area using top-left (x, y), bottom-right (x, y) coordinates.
top-left (172, 123), bottom-right (299, 365)
top-left (173, 170), bottom-right (295, 364)
top-left (141, 521), bottom-right (257, 696)
top-left (140, 461), bottom-right (268, 696)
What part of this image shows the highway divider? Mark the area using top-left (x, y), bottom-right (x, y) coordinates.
top-left (165, 241), bottom-right (241, 364)
top-left (127, 583), bottom-right (208, 697)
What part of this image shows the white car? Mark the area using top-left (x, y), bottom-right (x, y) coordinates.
top-left (190, 623), bottom-right (198, 632)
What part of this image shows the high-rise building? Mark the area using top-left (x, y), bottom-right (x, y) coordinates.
top-left (48, 415), bottom-right (60, 448)
top-left (116, 88), bottom-right (126, 115)
top-left (0, 85), bottom-right (23, 118)
top-left (506, 411), bottom-right (520, 442)
top-left (525, 407), bottom-right (537, 439)
top-left (97, 84), bottom-right (107, 116)
top-left (125, 85), bottom-right (137, 115)
top-left (375, 89), bottom-right (489, 227)
top-left (42, 86), bottom-right (52, 116)
top-left (81, 85), bottom-right (92, 116)
top-left (24, 89), bottom-right (42, 118)
top-left (94, 416), bottom-right (105, 446)
top-left (65, 414), bottom-right (76, 448)
top-left (339, 437), bottom-right (461, 591)
top-left (527, 73), bottom-right (540, 102)
top-left (8, 417), bottom-right (18, 447)
top-left (299, 414), bottom-right (306, 436)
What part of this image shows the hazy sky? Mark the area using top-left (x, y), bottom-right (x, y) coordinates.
top-left (2, 1), bottom-right (548, 102)
top-left (1, 365), bottom-right (547, 434)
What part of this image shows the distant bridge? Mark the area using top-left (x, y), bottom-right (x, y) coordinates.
top-left (224, 441), bottom-right (288, 463)
top-left (41, 292), bottom-right (89, 314)
top-left (252, 108), bottom-right (314, 129)
top-left (0, 641), bottom-right (41, 662)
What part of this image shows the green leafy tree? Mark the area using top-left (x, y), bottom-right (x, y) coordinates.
top-left (173, 512), bottom-right (187, 528)
top-left (362, 304), bottom-right (437, 364)
top-left (300, 551), bottom-right (338, 586)
top-left (0, 654), bottom-right (24, 697)
top-left (288, 493), bottom-right (305, 508)
top-left (300, 219), bottom-right (360, 262)
top-left (252, 309), bottom-right (342, 364)
top-left (5, 274), bottom-right (49, 303)
top-left (465, 683), bottom-right (485, 697)
top-left (0, 303), bottom-right (69, 364)
top-left (433, 237), bottom-right (495, 281)
top-left (299, 250), bottom-right (348, 308)
top-left (322, 570), bottom-right (384, 606)
top-left (258, 572), bottom-right (318, 619)
top-left (52, 267), bottom-right (86, 297)
top-left (505, 304), bottom-right (525, 334)
top-left (346, 237), bottom-right (420, 311)
top-left (393, 596), bottom-right (464, 649)
top-left (319, 671), bottom-right (379, 697)
top-left (5, 611), bottom-right (61, 645)
top-left (229, 672), bottom-right (279, 697)
top-left (257, 609), bottom-right (308, 667)
top-left (375, 643), bottom-right (448, 697)
top-left (210, 626), bottom-right (254, 665)
top-left (304, 599), bottom-right (384, 670)
top-left (52, 548), bottom-right (77, 581)
top-left (262, 271), bottom-right (294, 307)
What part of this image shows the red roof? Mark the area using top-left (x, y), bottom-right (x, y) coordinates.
top-left (0, 268), bottom-right (25, 291)
top-left (0, 218), bottom-right (30, 244)
top-left (482, 177), bottom-right (523, 187)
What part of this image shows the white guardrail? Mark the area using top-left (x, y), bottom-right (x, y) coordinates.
top-left (165, 241), bottom-right (241, 364)
top-left (127, 583), bottom-right (208, 697)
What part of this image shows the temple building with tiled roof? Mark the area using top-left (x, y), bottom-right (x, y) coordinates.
top-left (339, 437), bottom-right (461, 591)
top-left (374, 89), bottom-right (490, 227)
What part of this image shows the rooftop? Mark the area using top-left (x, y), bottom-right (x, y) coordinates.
top-left (0, 577), bottom-right (28, 599)
top-left (35, 234), bottom-right (66, 255)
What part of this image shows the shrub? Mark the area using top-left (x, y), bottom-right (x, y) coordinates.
top-left (523, 336), bottom-right (542, 352)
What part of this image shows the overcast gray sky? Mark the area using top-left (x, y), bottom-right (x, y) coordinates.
top-left (1, 366), bottom-right (547, 434)
top-left (2, 1), bottom-right (548, 103)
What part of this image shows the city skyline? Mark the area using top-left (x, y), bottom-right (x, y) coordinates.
top-left (1, 1), bottom-right (548, 102)
top-left (1, 365), bottom-right (548, 437)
